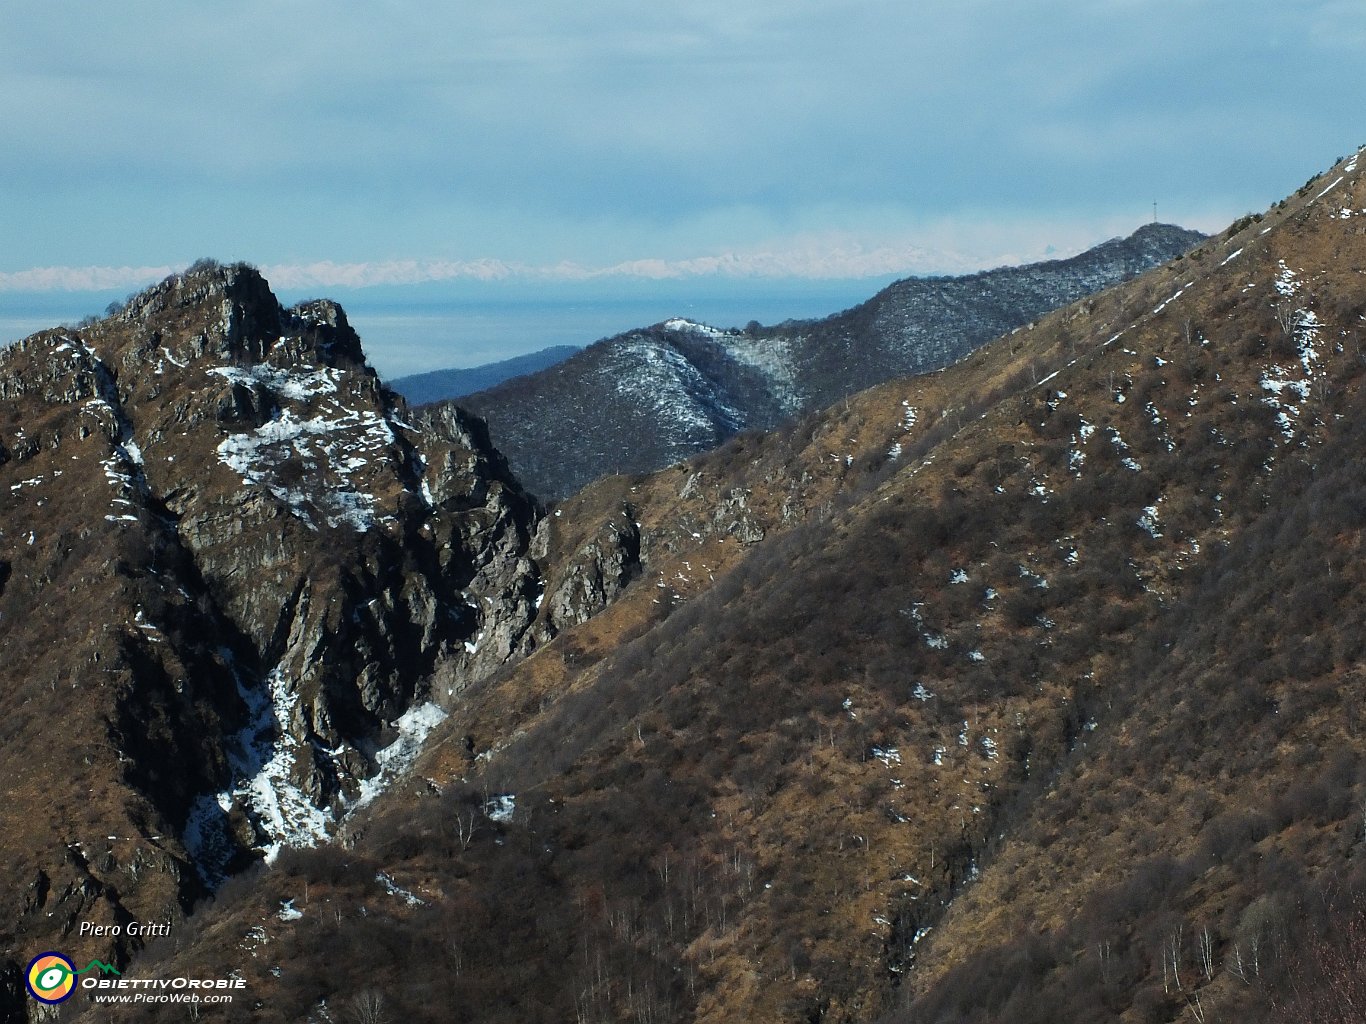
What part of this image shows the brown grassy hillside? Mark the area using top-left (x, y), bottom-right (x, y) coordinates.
top-left (56, 148), bottom-right (1366, 1024)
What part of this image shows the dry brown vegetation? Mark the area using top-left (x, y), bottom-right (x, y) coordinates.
top-left (27, 150), bottom-right (1366, 1023)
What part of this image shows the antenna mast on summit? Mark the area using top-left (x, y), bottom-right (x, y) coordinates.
top-left (1153, 201), bottom-right (1158, 224)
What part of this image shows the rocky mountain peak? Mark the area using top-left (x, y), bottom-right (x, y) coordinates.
top-left (0, 263), bottom-right (558, 1000)
top-left (109, 260), bottom-right (366, 369)
top-left (285, 297), bottom-right (367, 367)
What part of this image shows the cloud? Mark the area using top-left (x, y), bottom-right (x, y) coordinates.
top-left (0, 265), bottom-right (177, 293)
top-left (3, 250), bottom-right (959, 294)
top-left (0, 223), bottom-right (1150, 295)
top-left (1, 1), bottom-right (1361, 279)
top-left (261, 259), bottom-right (519, 290)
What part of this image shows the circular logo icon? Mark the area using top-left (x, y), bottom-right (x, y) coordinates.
top-left (26, 952), bottom-right (77, 1004)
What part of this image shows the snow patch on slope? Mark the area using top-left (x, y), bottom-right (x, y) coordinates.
top-left (184, 661), bottom-right (335, 880)
top-left (353, 702), bottom-right (449, 809)
top-left (242, 668), bottom-right (336, 862)
top-left (215, 405), bottom-right (396, 530)
top-left (1261, 261), bottom-right (1323, 444)
top-left (209, 363), bottom-right (342, 400)
top-left (608, 337), bottom-right (745, 447)
top-left (721, 333), bottom-right (804, 413)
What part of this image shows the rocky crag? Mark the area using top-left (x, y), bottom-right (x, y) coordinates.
top-left (0, 262), bottom-right (584, 1012)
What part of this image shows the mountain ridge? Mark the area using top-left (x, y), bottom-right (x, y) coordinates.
top-left (63, 149), bottom-right (1366, 1024)
top-left (387, 344), bottom-right (580, 406)
top-left (458, 223), bottom-right (1204, 499)
top-left (8, 148), bottom-right (1366, 1023)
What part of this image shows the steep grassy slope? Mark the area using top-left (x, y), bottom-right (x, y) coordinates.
top-left (55, 149), bottom-right (1366, 1024)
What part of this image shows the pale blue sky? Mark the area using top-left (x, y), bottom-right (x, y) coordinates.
top-left (2, 1), bottom-right (1364, 368)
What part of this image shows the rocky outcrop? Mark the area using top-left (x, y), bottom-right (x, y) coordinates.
top-left (0, 262), bottom-right (548, 1001)
top-left (532, 507), bottom-right (643, 634)
top-left (411, 403), bottom-right (543, 679)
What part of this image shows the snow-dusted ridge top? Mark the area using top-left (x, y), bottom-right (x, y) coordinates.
top-left (661, 318), bottom-right (736, 340)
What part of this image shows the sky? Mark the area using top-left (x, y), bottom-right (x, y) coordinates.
top-left (3, 2), bottom-right (1365, 373)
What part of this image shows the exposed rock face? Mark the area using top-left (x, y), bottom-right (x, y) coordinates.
top-left (533, 509), bottom-right (642, 632)
top-left (0, 262), bottom-right (544, 1013)
top-left (108, 266), bottom-right (543, 819)
top-left (409, 402), bottom-right (545, 679)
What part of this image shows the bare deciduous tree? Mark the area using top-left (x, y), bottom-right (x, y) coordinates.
top-left (1197, 925), bottom-right (1215, 981)
top-left (1275, 299), bottom-right (1303, 340)
top-left (345, 989), bottom-right (388, 1024)
top-left (454, 808), bottom-right (478, 852)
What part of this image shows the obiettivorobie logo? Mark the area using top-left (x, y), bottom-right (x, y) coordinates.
top-left (26, 949), bottom-right (246, 1007)
top-left (25, 952), bottom-right (120, 1004)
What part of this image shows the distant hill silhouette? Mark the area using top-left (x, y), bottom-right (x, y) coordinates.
top-left (389, 345), bottom-right (580, 405)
